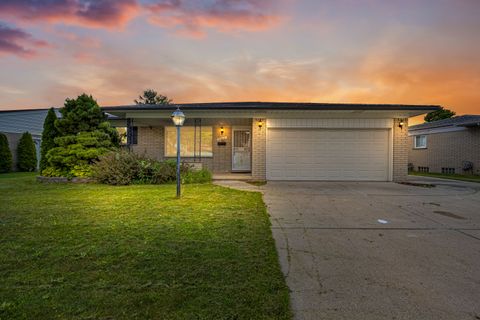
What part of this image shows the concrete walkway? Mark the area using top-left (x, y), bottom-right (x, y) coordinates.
top-left (216, 179), bottom-right (480, 320)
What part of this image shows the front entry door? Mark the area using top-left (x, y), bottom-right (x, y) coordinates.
top-left (232, 129), bottom-right (251, 172)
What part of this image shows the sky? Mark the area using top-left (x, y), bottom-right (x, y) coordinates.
top-left (0, 0), bottom-right (479, 123)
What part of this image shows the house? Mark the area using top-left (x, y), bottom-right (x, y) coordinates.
top-left (0, 108), bottom-right (60, 170)
top-left (408, 115), bottom-right (480, 175)
top-left (104, 102), bottom-right (439, 181)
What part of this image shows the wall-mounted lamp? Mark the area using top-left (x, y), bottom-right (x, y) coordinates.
top-left (398, 119), bottom-right (405, 129)
top-left (220, 126), bottom-right (224, 135)
top-left (257, 119), bottom-right (263, 129)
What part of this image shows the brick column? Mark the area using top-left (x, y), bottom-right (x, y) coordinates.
top-left (393, 118), bottom-right (409, 181)
top-left (252, 118), bottom-right (266, 180)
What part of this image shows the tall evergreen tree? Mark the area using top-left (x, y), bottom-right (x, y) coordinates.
top-left (134, 89), bottom-right (172, 105)
top-left (45, 94), bottom-right (119, 177)
top-left (17, 132), bottom-right (37, 172)
top-left (40, 108), bottom-right (58, 171)
top-left (0, 133), bottom-right (12, 173)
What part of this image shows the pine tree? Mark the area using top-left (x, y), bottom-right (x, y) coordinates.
top-left (40, 108), bottom-right (58, 171)
top-left (0, 133), bottom-right (13, 173)
top-left (17, 132), bottom-right (37, 172)
top-left (134, 89), bottom-right (172, 105)
top-left (45, 94), bottom-right (119, 177)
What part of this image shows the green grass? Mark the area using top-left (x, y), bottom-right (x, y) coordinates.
top-left (409, 171), bottom-right (480, 183)
top-left (246, 180), bottom-right (267, 187)
top-left (0, 173), bottom-right (291, 319)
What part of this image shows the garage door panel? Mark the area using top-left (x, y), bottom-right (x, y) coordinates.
top-left (266, 128), bottom-right (389, 181)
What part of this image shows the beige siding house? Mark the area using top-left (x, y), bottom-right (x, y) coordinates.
top-left (104, 102), bottom-right (439, 182)
top-left (409, 115), bottom-right (480, 175)
top-left (0, 109), bottom-right (58, 170)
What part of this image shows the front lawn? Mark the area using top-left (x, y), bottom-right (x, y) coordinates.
top-left (0, 173), bottom-right (291, 319)
top-left (409, 171), bottom-right (480, 183)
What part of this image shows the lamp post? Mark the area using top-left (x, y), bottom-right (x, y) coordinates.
top-left (171, 107), bottom-right (185, 198)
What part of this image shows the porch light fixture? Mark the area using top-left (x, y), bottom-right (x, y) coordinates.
top-left (171, 107), bottom-right (185, 198)
top-left (220, 126), bottom-right (224, 135)
top-left (257, 119), bottom-right (263, 129)
top-left (398, 119), bottom-right (405, 129)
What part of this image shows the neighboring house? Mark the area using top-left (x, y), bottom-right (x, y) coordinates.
top-left (0, 108), bottom-right (60, 170)
top-left (408, 115), bottom-right (480, 175)
top-left (104, 102), bottom-right (439, 182)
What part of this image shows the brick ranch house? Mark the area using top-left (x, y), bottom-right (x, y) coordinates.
top-left (408, 115), bottom-right (480, 175)
top-left (103, 102), bottom-right (440, 182)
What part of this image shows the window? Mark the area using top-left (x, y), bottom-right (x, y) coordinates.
top-left (414, 135), bottom-right (427, 149)
top-left (442, 168), bottom-right (455, 174)
top-left (116, 127), bottom-right (127, 145)
top-left (129, 126), bottom-right (138, 145)
top-left (418, 166), bottom-right (429, 173)
top-left (115, 126), bottom-right (137, 145)
top-left (165, 126), bottom-right (212, 157)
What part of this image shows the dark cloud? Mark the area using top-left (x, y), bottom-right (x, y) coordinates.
top-left (146, 0), bottom-right (283, 38)
top-left (0, 0), bottom-right (139, 28)
top-left (0, 23), bottom-right (48, 58)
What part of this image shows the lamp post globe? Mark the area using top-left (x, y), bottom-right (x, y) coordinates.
top-left (171, 108), bottom-right (186, 126)
top-left (171, 107), bottom-right (185, 198)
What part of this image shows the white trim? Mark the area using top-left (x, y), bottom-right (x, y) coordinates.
top-left (267, 118), bottom-right (393, 129)
top-left (388, 128), bottom-right (393, 181)
top-left (124, 110), bottom-right (417, 119)
top-left (408, 125), bottom-right (467, 136)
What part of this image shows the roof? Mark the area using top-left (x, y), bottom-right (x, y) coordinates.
top-left (0, 108), bottom-right (61, 136)
top-left (102, 101), bottom-right (441, 112)
top-left (409, 115), bottom-right (480, 131)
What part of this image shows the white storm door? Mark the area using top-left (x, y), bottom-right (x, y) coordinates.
top-left (232, 129), bottom-right (251, 171)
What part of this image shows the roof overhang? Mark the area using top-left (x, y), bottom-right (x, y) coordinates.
top-left (102, 102), bottom-right (441, 119)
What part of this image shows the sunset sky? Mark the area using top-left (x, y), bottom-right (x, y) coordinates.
top-left (0, 0), bottom-right (479, 123)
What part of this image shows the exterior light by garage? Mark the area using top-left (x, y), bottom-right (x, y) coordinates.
top-left (171, 107), bottom-right (185, 198)
top-left (257, 119), bottom-right (263, 128)
top-left (220, 126), bottom-right (224, 135)
top-left (399, 119), bottom-right (405, 129)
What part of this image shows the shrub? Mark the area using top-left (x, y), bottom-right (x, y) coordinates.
top-left (0, 133), bottom-right (12, 173)
top-left (92, 150), bottom-right (211, 185)
top-left (17, 132), bottom-right (37, 172)
top-left (92, 150), bottom-right (141, 185)
top-left (40, 108), bottom-right (58, 172)
top-left (182, 168), bottom-right (212, 184)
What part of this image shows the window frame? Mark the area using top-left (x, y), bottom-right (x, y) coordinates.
top-left (414, 135), bottom-right (427, 149)
top-left (164, 126), bottom-right (213, 158)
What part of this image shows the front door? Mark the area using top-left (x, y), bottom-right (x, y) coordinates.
top-left (232, 129), bottom-right (251, 172)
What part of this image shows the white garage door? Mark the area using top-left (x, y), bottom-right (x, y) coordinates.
top-left (267, 129), bottom-right (390, 181)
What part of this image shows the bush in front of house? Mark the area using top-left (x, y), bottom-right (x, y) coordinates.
top-left (92, 150), bottom-right (211, 185)
top-left (0, 133), bottom-right (13, 173)
top-left (92, 150), bottom-right (141, 185)
top-left (43, 94), bottom-right (120, 178)
top-left (182, 168), bottom-right (212, 184)
top-left (17, 132), bottom-right (37, 172)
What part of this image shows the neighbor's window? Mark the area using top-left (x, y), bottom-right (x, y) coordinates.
top-left (414, 135), bottom-right (427, 149)
top-left (165, 126), bottom-right (212, 157)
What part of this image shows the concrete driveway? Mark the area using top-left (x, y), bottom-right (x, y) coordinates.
top-left (263, 178), bottom-right (480, 320)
